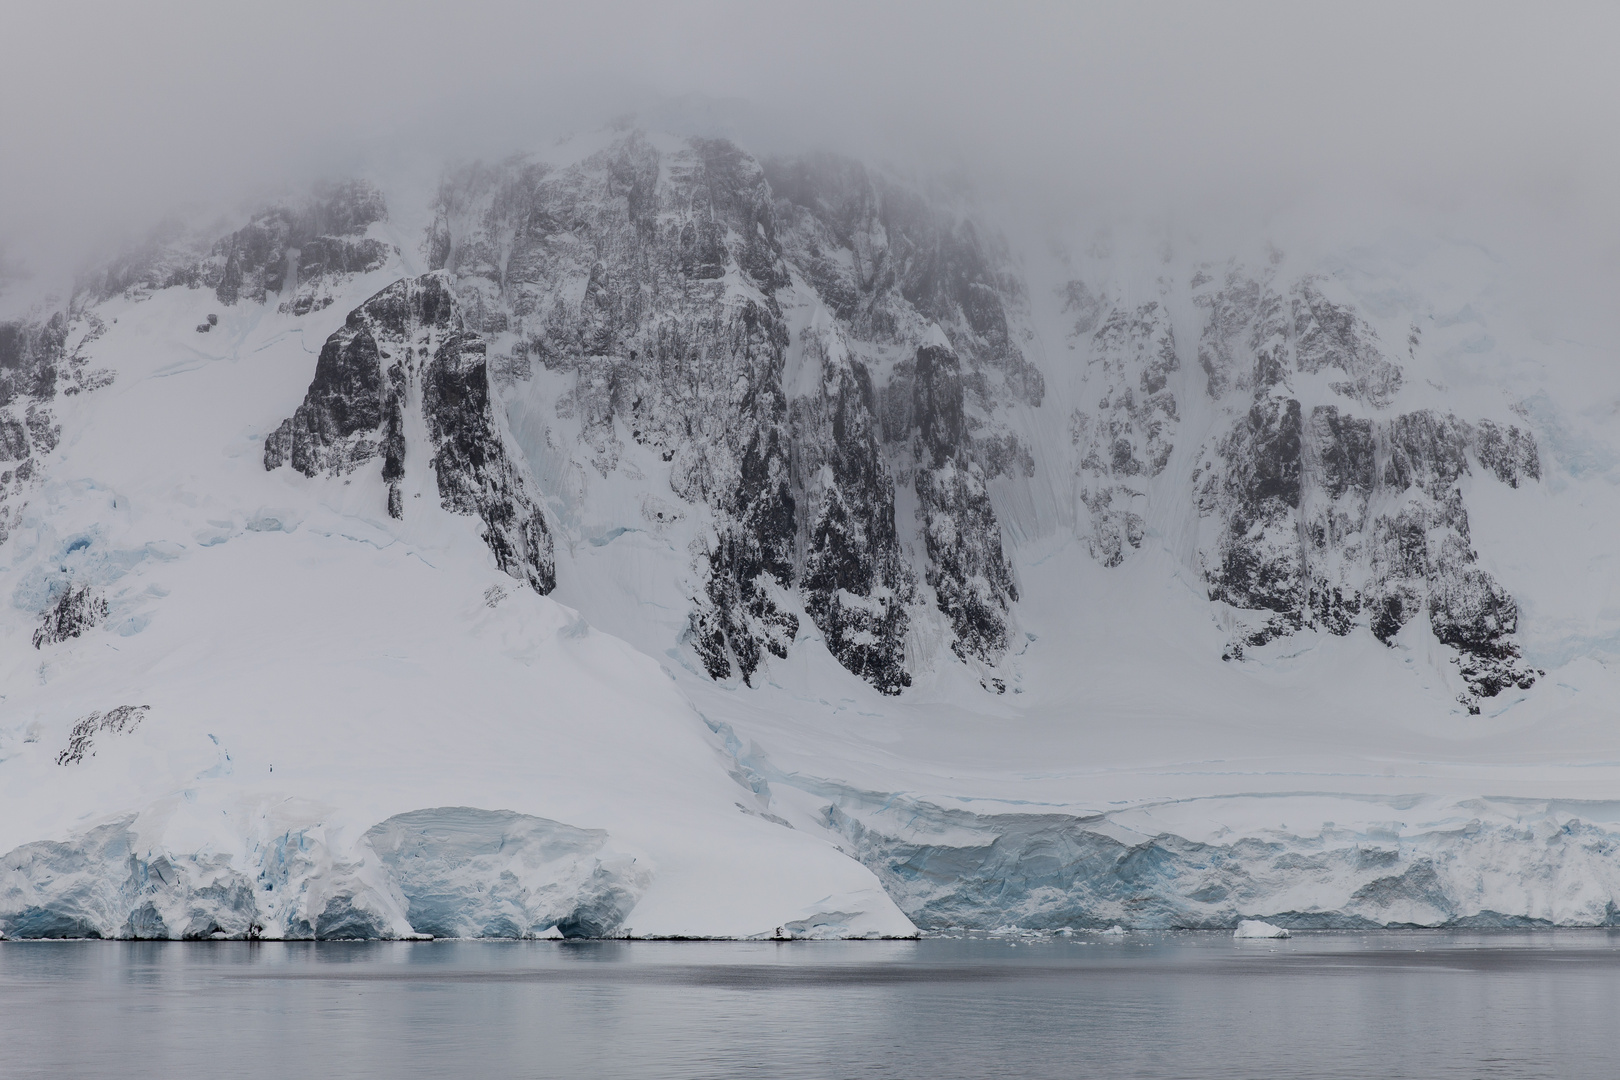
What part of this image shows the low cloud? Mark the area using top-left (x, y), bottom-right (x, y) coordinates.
top-left (4, 0), bottom-right (1616, 311)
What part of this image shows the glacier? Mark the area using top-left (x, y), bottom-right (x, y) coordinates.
top-left (3, 129), bottom-right (1620, 938)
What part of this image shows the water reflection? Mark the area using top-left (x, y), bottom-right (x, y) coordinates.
top-left (3, 933), bottom-right (1619, 1079)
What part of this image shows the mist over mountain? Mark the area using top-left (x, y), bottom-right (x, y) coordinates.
top-left (5, 3), bottom-right (1619, 304)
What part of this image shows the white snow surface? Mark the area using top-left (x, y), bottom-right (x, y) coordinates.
top-left (7, 141), bottom-right (1620, 936)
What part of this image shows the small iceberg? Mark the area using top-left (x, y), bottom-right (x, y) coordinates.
top-left (1233, 919), bottom-right (1290, 939)
top-left (1099, 925), bottom-right (1128, 936)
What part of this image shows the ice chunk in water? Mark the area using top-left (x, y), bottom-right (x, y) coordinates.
top-left (1233, 919), bottom-right (1290, 939)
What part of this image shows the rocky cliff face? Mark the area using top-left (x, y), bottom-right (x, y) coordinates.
top-left (789, 323), bottom-right (915, 694)
top-left (1067, 292), bottom-right (1180, 566)
top-left (425, 134), bottom-right (1035, 691)
top-left (1066, 262), bottom-right (1540, 711)
top-left (910, 343), bottom-right (1019, 666)
top-left (431, 136), bottom-right (804, 683)
top-left (264, 273), bottom-right (554, 593)
top-left (0, 306), bottom-right (113, 547)
top-left (766, 154), bottom-right (1032, 678)
top-left (88, 180), bottom-right (393, 314)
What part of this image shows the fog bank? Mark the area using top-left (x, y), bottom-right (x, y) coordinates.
top-left (3, 1), bottom-right (1616, 310)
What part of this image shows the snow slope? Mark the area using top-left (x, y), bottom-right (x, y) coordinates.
top-left (0, 262), bottom-right (910, 940)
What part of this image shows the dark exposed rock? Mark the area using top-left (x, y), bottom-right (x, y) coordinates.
top-left (428, 138), bottom-right (798, 680)
top-left (1292, 279), bottom-right (1403, 407)
top-left (0, 313), bottom-right (64, 406)
top-left (86, 181), bottom-right (392, 313)
top-left (682, 303), bottom-right (800, 686)
top-left (33, 584), bottom-right (109, 649)
top-left (0, 308), bottom-right (106, 546)
top-left (1383, 409), bottom-right (1471, 495)
top-left (56, 706), bottom-right (149, 766)
top-left (794, 343), bottom-right (913, 694)
top-left (423, 329), bottom-right (555, 594)
top-left (1311, 405), bottom-right (1376, 500)
top-left (263, 305), bottom-right (391, 479)
top-left (765, 153), bottom-right (1044, 410)
top-left (1303, 405), bottom-right (1375, 635)
top-left (1365, 410), bottom-right (1536, 709)
top-left (1070, 297), bottom-right (1179, 565)
top-left (914, 346), bottom-right (966, 468)
top-left (0, 416), bottom-right (26, 461)
top-left (427, 135), bottom-right (1026, 687)
top-left (1197, 392), bottom-right (1306, 652)
top-left (265, 273), bottom-right (554, 593)
top-left (214, 180), bottom-right (391, 310)
top-left (1182, 264), bottom-right (1538, 704)
top-left (1192, 269), bottom-right (1312, 648)
top-left (1194, 268), bottom-right (1402, 407)
top-left (913, 345), bottom-right (1017, 664)
top-left (768, 156), bottom-right (1031, 669)
top-left (800, 482), bottom-right (911, 693)
top-left (1193, 270), bottom-right (1261, 399)
top-left (1471, 419), bottom-right (1540, 487)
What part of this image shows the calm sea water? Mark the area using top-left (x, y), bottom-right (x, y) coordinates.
top-left (3, 932), bottom-right (1618, 1079)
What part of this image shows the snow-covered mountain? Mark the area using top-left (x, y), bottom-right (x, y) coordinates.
top-left (4, 129), bottom-right (1619, 938)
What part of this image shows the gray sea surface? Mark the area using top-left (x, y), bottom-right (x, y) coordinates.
top-left (3, 931), bottom-right (1618, 1078)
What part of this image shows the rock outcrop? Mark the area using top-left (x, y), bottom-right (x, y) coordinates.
top-left (791, 329), bottom-right (914, 694)
top-left (429, 138), bottom-right (801, 683)
top-left (55, 705), bottom-right (149, 766)
top-left (762, 152), bottom-right (1045, 411)
top-left (0, 307), bottom-right (112, 547)
top-left (90, 180), bottom-right (393, 313)
top-left (1191, 267), bottom-right (1538, 709)
top-left (33, 583), bottom-right (109, 649)
top-left (768, 153), bottom-right (1036, 673)
top-left (20, 140), bottom-right (1545, 710)
top-left (1065, 262), bottom-right (1540, 711)
top-left (265, 273), bottom-right (554, 593)
top-left (426, 135), bottom-right (1036, 690)
top-left (911, 344), bottom-right (1018, 665)
top-left (1069, 296), bottom-right (1179, 566)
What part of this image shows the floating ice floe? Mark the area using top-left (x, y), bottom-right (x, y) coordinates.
top-left (1233, 919), bottom-right (1291, 939)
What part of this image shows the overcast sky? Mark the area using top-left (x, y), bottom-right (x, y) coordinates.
top-left (3, 0), bottom-right (1618, 292)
